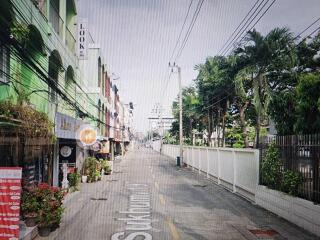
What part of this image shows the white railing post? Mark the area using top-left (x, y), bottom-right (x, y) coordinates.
top-left (255, 149), bottom-right (260, 189)
top-left (206, 148), bottom-right (209, 178)
top-left (192, 147), bottom-right (195, 171)
top-left (217, 149), bottom-right (221, 185)
top-left (232, 150), bottom-right (237, 193)
top-left (198, 148), bottom-right (201, 174)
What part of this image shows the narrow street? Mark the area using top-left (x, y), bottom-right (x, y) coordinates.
top-left (37, 148), bottom-right (317, 240)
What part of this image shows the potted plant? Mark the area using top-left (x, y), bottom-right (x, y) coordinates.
top-left (101, 160), bottom-right (109, 175)
top-left (68, 171), bottom-right (81, 192)
top-left (21, 187), bottom-right (40, 227)
top-left (107, 160), bottom-right (113, 174)
top-left (81, 173), bottom-right (88, 183)
top-left (81, 157), bottom-right (92, 183)
top-left (82, 157), bottom-right (98, 182)
top-left (34, 183), bottom-right (65, 236)
top-left (37, 204), bottom-right (53, 237)
top-left (50, 186), bottom-right (65, 231)
top-left (95, 160), bottom-right (102, 181)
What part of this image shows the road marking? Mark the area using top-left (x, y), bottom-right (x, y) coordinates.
top-left (159, 194), bottom-right (165, 205)
top-left (166, 218), bottom-right (180, 240)
top-left (155, 182), bottom-right (159, 190)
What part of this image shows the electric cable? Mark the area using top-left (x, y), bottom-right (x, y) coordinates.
top-left (174, 0), bottom-right (205, 62)
top-left (217, 0), bottom-right (262, 55)
top-left (169, 0), bottom-right (194, 62)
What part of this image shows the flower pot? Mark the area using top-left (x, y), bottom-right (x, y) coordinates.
top-left (38, 226), bottom-right (51, 237)
top-left (25, 216), bottom-right (37, 227)
top-left (50, 223), bottom-right (60, 232)
top-left (81, 175), bottom-right (87, 183)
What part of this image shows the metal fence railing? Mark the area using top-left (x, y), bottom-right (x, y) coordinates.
top-left (260, 134), bottom-right (320, 203)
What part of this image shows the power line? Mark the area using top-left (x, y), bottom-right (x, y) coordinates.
top-left (169, 0), bottom-right (194, 62)
top-left (224, 0), bottom-right (277, 55)
top-left (293, 17), bottom-right (320, 40)
top-left (158, 1), bottom-right (195, 113)
top-left (221, 0), bottom-right (273, 56)
top-left (1, 37), bottom-right (123, 130)
top-left (174, 0), bottom-right (205, 62)
top-left (217, 0), bottom-right (262, 55)
top-left (220, 0), bottom-right (270, 56)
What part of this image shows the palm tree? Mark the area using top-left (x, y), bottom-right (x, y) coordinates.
top-left (234, 27), bottom-right (296, 148)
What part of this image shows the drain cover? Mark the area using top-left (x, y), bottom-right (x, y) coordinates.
top-left (193, 184), bottom-right (207, 188)
top-left (249, 229), bottom-right (279, 238)
top-left (90, 197), bottom-right (108, 201)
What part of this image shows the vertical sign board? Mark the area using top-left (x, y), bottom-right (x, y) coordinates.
top-left (0, 167), bottom-right (22, 240)
top-left (78, 19), bottom-right (88, 59)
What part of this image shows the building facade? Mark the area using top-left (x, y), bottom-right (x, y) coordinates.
top-left (0, 0), bottom-right (132, 187)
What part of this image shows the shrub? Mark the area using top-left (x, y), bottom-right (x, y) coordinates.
top-left (101, 159), bottom-right (110, 172)
top-left (68, 172), bottom-right (81, 187)
top-left (68, 171), bottom-right (81, 192)
top-left (281, 170), bottom-right (303, 195)
top-left (83, 157), bottom-right (97, 182)
top-left (33, 183), bottom-right (65, 228)
top-left (261, 142), bottom-right (282, 189)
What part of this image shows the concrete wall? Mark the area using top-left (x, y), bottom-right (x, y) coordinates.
top-left (256, 186), bottom-right (320, 237)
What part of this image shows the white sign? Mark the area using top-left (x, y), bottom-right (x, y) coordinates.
top-left (78, 19), bottom-right (88, 59)
top-left (0, 169), bottom-right (22, 179)
top-left (55, 112), bottom-right (83, 140)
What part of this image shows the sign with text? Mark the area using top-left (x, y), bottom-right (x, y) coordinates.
top-left (55, 112), bottom-right (83, 140)
top-left (77, 19), bottom-right (88, 59)
top-left (0, 167), bottom-right (22, 240)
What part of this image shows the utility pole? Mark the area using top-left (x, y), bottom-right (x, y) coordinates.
top-left (169, 62), bottom-right (183, 166)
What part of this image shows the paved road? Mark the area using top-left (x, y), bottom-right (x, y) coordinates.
top-left (37, 148), bottom-right (318, 240)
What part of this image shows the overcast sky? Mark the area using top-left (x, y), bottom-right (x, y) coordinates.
top-left (78, 0), bottom-right (320, 133)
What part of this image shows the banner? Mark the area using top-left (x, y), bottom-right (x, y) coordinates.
top-left (0, 167), bottom-right (22, 240)
top-left (77, 19), bottom-right (88, 59)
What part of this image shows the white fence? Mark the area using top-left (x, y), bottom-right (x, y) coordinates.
top-left (154, 143), bottom-right (320, 236)
top-left (157, 144), bottom-right (259, 201)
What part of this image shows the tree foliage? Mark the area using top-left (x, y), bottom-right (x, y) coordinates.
top-left (169, 28), bottom-right (320, 148)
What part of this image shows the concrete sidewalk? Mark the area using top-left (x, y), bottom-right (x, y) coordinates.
top-left (36, 148), bottom-right (319, 240)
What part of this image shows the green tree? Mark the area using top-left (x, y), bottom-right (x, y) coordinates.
top-left (171, 87), bottom-right (203, 144)
top-left (195, 56), bottom-right (235, 146)
top-left (295, 73), bottom-right (320, 133)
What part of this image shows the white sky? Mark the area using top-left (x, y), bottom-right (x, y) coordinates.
top-left (78, 0), bottom-right (320, 133)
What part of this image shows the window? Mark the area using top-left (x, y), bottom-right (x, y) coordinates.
top-left (0, 44), bottom-right (9, 83)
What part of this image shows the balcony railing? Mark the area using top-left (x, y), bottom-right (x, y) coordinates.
top-left (49, 2), bottom-right (63, 37)
top-left (66, 26), bottom-right (76, 53)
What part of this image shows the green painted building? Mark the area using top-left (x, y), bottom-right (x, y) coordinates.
top-left (0, 0), bottom-right (97, 186)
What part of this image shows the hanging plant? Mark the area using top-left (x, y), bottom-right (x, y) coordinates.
top-left (0, 101), bottom-right (54, 140)
top-left (10, 22), bottom-right (30, 48)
